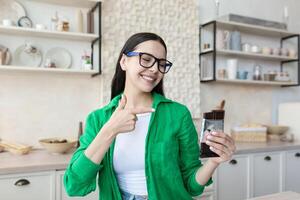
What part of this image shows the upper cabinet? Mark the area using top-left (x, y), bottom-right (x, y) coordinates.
top-left (199, 20), bottom-right (300, 87)
top-left (0, 0), bottom-right (102, 76)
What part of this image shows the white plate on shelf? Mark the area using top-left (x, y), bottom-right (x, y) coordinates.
top-left (14, 44), bottom-right (43, 67)
top-left (45, 47), bottom-right (72, 69)
top-left (0, 45), bottom-right (12, 65)
top-left (0, 0), bottom-right (26, 25)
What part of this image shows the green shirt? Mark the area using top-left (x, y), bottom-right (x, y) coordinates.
top-left (64, 92), bottom-right (212, 200)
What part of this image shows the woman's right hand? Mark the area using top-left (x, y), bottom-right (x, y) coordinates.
top-left (104, 94), bottom-right (155, 136)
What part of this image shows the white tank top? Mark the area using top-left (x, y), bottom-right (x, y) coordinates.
top-left (113, 112), bottom-right (152, 195)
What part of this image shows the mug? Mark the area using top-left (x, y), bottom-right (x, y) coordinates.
top-left (272, 48), bottom-right (280, 56)
top-left (242, 43), bottom-right (251, 52)
top-left (237, 70), bottom-right (248, 80)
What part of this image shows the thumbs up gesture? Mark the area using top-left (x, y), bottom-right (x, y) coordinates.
top-left (105, 94), bottom-right (155, 136)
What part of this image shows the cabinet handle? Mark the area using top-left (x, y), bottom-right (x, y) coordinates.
top-left (14, 179), bottom-right (30, 186)
top-left (295, 153), bottom-right (300, 157)
top-left (264, 156), bottom-right (271, 161)
top-left (229, 159), bottom-right (237, 165)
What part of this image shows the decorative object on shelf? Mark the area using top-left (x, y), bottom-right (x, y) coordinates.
top-left (45, 47), bottom-right (72, 69)
top-left (87, 10), bottom-right (94, 33)
top-left (2, 19), bottom-right (14, 27)
top-left (17, 16), bottom-right (32, 28)
top-left (237, 70), bottom-right (248, 80)
top-left (216, 30), bottom-right (230, 49)
top-left (230, 30), bottom-right (241, 51)
top-left (275, 71), bottom-right (291, 82)
top-left (253, 64), bottom-right (262, 80)
top-left (44, 58), bottom-right (56, 68)
top-left (50, 11), bottom-right (59, 31)
top-left (263, 72), bottom-right (276, 81)
top-left (242, 43), bottom-right (251, 52)
top-left (250, 45), bottom-right (261, 54)
top-left (35, 23), bottom-right (47, 30)
top-left (81, 51), bottom-right (92, 70)
top-left (203, 43), bottom-right (211, 50)
top-left (288, 49), bottom-right (297, 58)
top-left (57, 19), bottom-right (69, 32)
top-left (217, 68), bottom-right (227, 79)
top-left (280, 48), bottom-right (288, 57)
top-left (14, 43), bottom-right (43, 67)
top-left (0, 45), bottom-right (11, 65)
top-left (76, 9), bottom-right (84, 33)
top-left (272, 48), bottom-right (280, 56)
top-left (219, 14), bottom-right (287, 30)
top-left (0, 0), bottom-right (26, 26)
top-left (227, 59), bottom-right (238, 79)
top-left (262, 47), bottom-right (272, 55)
top-left (283, 6), bottom-right (289, 30)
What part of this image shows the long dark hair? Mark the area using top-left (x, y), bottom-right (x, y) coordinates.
top-left (111, 32), bottom-right (167, 100)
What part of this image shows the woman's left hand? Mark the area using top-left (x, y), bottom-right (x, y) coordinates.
top-left (206, 131), bottom-right (236, 165)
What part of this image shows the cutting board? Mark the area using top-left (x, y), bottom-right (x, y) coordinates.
top-left (278, 102), bottom-right (300, 141)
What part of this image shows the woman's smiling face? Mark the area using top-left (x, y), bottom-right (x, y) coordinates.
top-left (120, 40), bottom-right (166, 93)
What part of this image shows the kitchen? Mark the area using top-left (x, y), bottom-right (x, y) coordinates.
top-left (0, 0), bottom-right (300, 200)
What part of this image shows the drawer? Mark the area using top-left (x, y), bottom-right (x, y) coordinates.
top-left (0, 171), bottom-right (55, 200)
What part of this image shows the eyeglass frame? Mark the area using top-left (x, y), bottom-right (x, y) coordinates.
top-left (125, 51), bottom-right (173, 74)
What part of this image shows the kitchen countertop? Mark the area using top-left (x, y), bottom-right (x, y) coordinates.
top-left (0, 141), bottom-right (300, 175)
top-left (0, 149), bottom-right (73, 175)
top-left (235, 140), bottom-right (300, 154)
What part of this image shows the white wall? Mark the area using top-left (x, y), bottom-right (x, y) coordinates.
top-left (0, 0), bottom-right (202, 147)
top-left (0, 1), bottom-right (101, 146)
top-left (199, 0), bottom-right (300, 132)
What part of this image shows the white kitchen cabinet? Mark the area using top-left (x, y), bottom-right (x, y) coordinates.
top-left (56, 170), bottom-right (98, 200)
top-left (216, 155), bottom-right (250, 200)
top-left (253, 152), bottom-right (281, 197)
top-left (285, 149), bottom-right (300, 193)
top-left (0, 171), bottom-right (55, 200)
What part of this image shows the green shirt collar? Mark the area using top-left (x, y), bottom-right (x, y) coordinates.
top-left (103, 92), bottom-right (172, 113)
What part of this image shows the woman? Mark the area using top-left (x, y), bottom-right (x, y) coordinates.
top-left (64, 32), bottom-right (236, 200)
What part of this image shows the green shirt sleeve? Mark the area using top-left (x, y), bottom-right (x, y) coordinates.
top-left (177, 107), bottom-right (213, 196)
top-left (64, 111), bottom-right (103, 197)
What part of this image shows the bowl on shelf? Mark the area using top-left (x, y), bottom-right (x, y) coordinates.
top-left (39, 138), bottom-right (77, 154)
top-left (266, 125), bottom-right (289, 135)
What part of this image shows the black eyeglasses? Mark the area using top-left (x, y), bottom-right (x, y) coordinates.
top-left (125, 51), bottom-right (173, 74)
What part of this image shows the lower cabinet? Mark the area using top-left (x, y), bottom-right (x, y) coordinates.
top-left (216, 155), bottom-right (249, 200)
top-left (0, 171), bottom-right (55, 200)
top-left (215, 149), bottom-right (300, 200)
top-left (285, 150), bottom-right (300, 193)
top-left (0, 170), bottom-right (98, 200)
top-left (55, 170), bottom-right (98, 200)
top-left (253, 152), bottom-right (281, 197)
